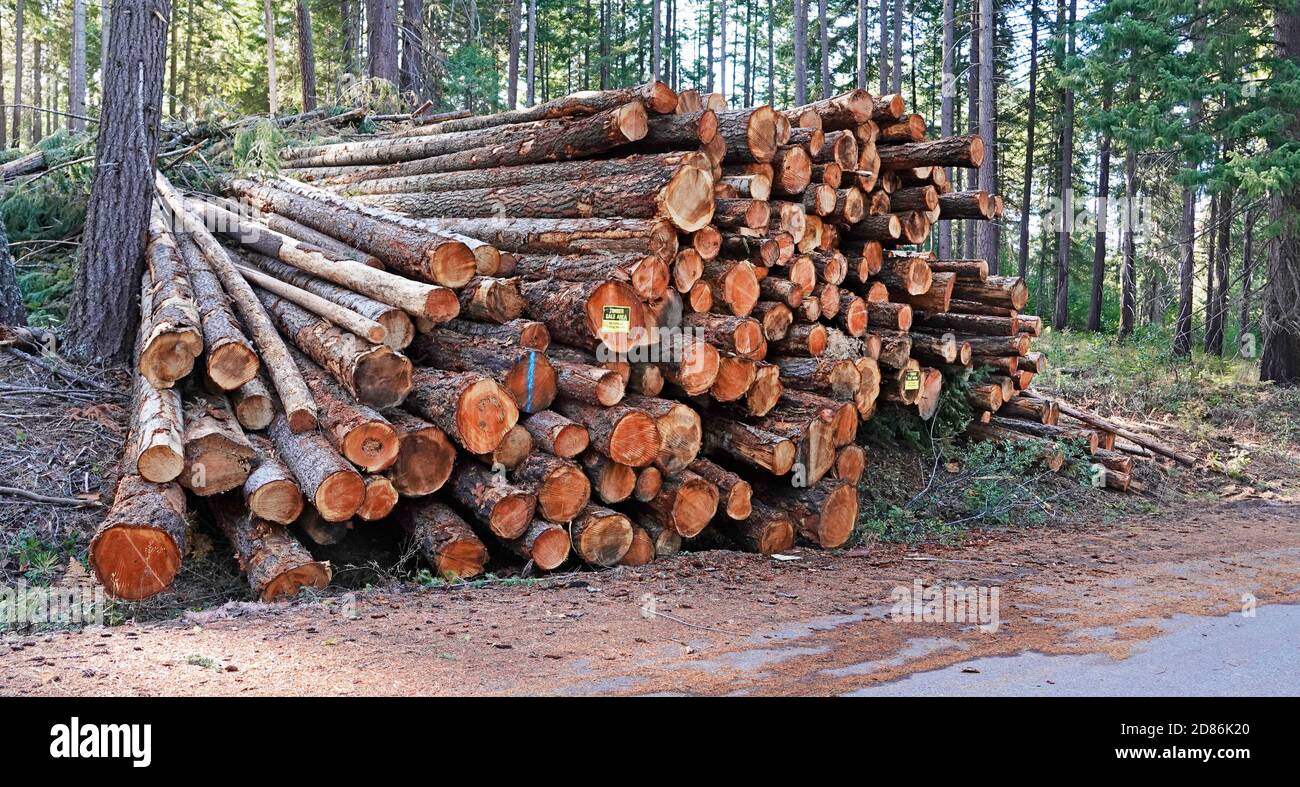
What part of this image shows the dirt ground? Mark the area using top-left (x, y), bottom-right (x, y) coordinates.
top-left (3, 491), bottom-right (1297, 696)
top-left (3, 343), bottom-right (1299, 696)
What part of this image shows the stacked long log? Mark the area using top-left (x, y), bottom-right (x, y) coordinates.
top-left (95, 82), bottom-right (1147, 601)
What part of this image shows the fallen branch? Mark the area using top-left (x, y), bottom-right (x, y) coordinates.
top-left (0, 486), bottom-right (102, 507)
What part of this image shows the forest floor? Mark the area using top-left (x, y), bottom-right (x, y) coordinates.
top-left (2, 332), bottom-right (1299, 696)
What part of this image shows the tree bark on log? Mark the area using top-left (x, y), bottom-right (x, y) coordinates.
top-left (448, 462), bottom-right (536, 539)
top-left (294, 357), bottom-right (401, 472)
top-left (687, 458), bottom-right (752, 520)
top-left (210, 497), bottom-right (329, 601)
top-left (524, 410), bottom-right (590, 458)
top-left (196, 197), bottom-right (459, 323)
top-left (256, 288), bottom-right (413, 409)
top-left (242, 251), bottom-right (414, 350)
top-left (702, 417), bottom-right (797, 475)
top-left (400, 500), bottom-right (490, 579)
top-left (396, 81), bottom-right (675, 136)
top-left (410, 329), bottom-right (556, 414)
top-left (404, 368), bottom-right (520, 455)
top-left (511, 253), bottom-right (669, 301)
top-left (504, 519), bottom-right (572, 570)
top-left (715, 500), bottom-right (796, 554)
top-left (878, 134), bottom-right (984, 169)
top-left (180, 392), bottom-right (257, 496)
top-left (758, 479), bottom-right (858, 548)
top-left (225, 178), bottom-right (476, 287)
top-left (158, 178), bottom-right (319, 431)
top-left (550, 359), bottom-right (626, 406)
top-left (355, 165), bottom-right (714, 233)
top-left (409, 216), bottom-right (679, 263)
top-left (172, 230), bottom-right (259, 392)
top-left (443, 318), bottom-right (550, 351)
top-left (519, 278), bottom-right (650, 354)
top-left (351, 103), bottom-right (651, 180)
top-left (139, 208), bottom-right (203, 387)
top-left (267, 412), bottom-right (366, 522)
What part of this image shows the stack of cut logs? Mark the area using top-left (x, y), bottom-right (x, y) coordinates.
top-left (91, 82), bottom-right (1143, 604)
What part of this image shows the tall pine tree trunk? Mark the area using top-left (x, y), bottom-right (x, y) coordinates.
top-left (31, 39), bottom-right (42, 146)
top-left (964, 0), bottom-right (979, 259)
top-left (1204, 189), bottom-right (1218, 350)
top-left (856, 0), bottom-right (867, 90)
top-left (1209, 186), bottom-right (1231, 355)
top-left (938, 0), bottom-right (955, 259)
top-left (1174, 10), bottom-right (1206, 357)
top-left (0, 215), bottom-right (23, 325)
top-left (65, 0), bottom-right (171, 363)
top-left (878, 0), bottom-right (888, 95)
top-left (767, 0), bottom-right (774, 104)
top-left (1052, 0), bottom-right (1076, 331)
top-left (719, 0), bottom-right (727, 98)
top-left (1238, 206), bottom-right (1256, 344)
top-left (891, 0), bottom-right (902, 93)
top-left (1086, 82), bottom-right (1113, 331)
top-left (818, 0), bottom-right (830, 99)
top-left (297, 0), bottom-right (317, 111)
top-left (528, 0), bottom-right (539, 104)
top-left (1119, 100), bottom-right (1138, 340)
top-left (650, 0), bottom-right (661, 81)
top-left (183, 0), bottom-right (194, 111)
top-left (12, 0), bottom-right (23, 149)
top-left (1260, 5), bottom-right (1300, 383)
top-left (71, 0), bottom-right (88, 132)
top-left (977, 0), bottom-right (998, 272)
top-left (264, 0), bottom-right (279, 115)
top-left (367, 0), bottom-right (399, 82)
top-left (400, 0), bottom-right (425, 99)
top-left (168, 2), bottom-right (178, 116)
top-left (793, 0), bottom-right (807, 105)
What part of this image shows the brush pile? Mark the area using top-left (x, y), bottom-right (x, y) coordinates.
top-left (90, 83), bottom-right (1149, 603)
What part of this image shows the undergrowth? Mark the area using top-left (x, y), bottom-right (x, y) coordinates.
top-left (855, 368), bottom-right (1096, 546)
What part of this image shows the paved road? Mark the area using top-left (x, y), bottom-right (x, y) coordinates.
top-left (845, 604), bottom-right (1300, 696)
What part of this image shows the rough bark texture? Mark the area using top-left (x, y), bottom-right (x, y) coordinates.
top-left (258, 288), bottom-right (413, 409)
top-left (267, 411), bottom-right (366, 522)
top-left (401, 500), bottom-right (490, 579)
top-left (212, 497), bottom-right (329, 601)
top-left (405, 368), bottom-right (520, 454)
top-left (449, 462), bottom-right (536, 539)
top-left (65, 0), bottom-right (171, 362)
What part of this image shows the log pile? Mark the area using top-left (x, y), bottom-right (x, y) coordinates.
top-left (92, 82), bottom-right (1148, 602)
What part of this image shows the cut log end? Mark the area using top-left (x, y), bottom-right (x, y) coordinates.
top-left (573, 508), bottom-right (635, 565)
top-left (528, 524), bottom-right (573, 570)
top-left (262, 562), bottom-right (332, 602)
top-left (355, 350), bottom-right (415, 410)
top-left (427, 242), bottom-right (479, 289)
top-left (141, 332), bottom-right (203, 388)
top-left (314, 471), bottom-right (368, 522)
top-left (207, 343), bottom-right (261, 392)
top-left (457, 378), bottom-right (522, 455)
top-left (90, 527), bottom-right (182, 601)
top-left (248, 478), bottom-right (306, 525)
top-left (341, 422), bottom-right (402, 473)
top-left (663, 165), bottom-right (716, 232)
